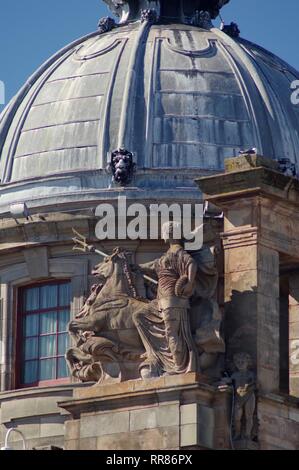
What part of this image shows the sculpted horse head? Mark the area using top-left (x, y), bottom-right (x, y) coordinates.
top-left (91, 247), bottom-right (139, 298)
top-left (92, 247), bottom-right (126, 279)
top-left (91, 247), bottom-right (149, 302)
top-left (67, 247), bottom-right (150, 383)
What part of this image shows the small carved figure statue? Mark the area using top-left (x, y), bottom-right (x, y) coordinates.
top-left (229, 353), bottom-right (256, 440)
top-left (107, 148), bottom-right (136, 185)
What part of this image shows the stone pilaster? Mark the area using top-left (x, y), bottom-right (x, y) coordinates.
top-left (289, 273), bottom-right (299, 397)
top-left (223, 226), bottom-right (280, 392)
top-left (196, 155), bottom-right (299, 395)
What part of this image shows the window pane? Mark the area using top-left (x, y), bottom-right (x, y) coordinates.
top-left (23, 360), bottom-right (38, 384)
top-left (57, 357), bottom-right (69, 379)
top-left (58, 333), bottom-right (69, 355)
top-left (59, 283), bottom-right (71, 306)
top-left (40, 358), bottom-right (56, 381)
top-left (40, 312), bottom-right (57, 334)
top-left (24, 287), bottom-right (39, 311)
top-left (25, 338), bottom-right (38, 360)
top-left (58, 310), bottom-right (70, 332)
top-left (40, 335), bottom-right (56, 358)
top-left (20, 281), bottom-right (71, 385)
top-left (40, 284), bottom-right (58, 309)
top-left (24, 314), bottom-right (39, 337)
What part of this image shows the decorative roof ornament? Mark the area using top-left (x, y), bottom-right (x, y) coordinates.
top-left (102, 0), bottom-right (230, 24)
top-left (220, 21), bottom-right (240, 38)
top-left (191, 10), bottom-right (213, 29)
top-left (278, 158), bottom-right (297, 178)
top-left (141, 8), bottom-right (158, 24)
top-left (98, 16), bottom-right (116, 33)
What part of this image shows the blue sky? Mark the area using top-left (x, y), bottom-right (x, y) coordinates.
top-left (0, 0), bottom-right (298, 112)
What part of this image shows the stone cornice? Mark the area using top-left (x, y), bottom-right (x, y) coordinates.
top-left (58, 373), bottom-right (226, 417)
top-left (196, 159), bottom-right (299, 208)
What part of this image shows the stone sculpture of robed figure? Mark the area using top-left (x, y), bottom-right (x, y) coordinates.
top-left (133, 222), bottom-right (199, 378)
top-left (67, 223), bottom-right (225, 383)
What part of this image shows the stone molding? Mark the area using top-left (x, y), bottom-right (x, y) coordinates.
top-left (222, 227), bottom-right (258, 250)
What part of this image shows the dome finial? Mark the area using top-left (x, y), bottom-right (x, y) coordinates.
top-left (102, 0), bottom-right (230, 23)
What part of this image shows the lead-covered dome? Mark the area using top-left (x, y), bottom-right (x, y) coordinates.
top-left (0, 0), bottom-right (298, 214)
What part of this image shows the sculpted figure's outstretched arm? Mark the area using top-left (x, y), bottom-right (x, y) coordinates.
top-left (134, 259), bottom-right (159, 279)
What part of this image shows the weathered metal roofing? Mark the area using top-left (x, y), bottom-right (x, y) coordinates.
top-left (0, 21), bottom-right (298, 213)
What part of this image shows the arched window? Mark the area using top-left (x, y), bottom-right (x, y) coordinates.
top-left (17, 280), bottom-right (71, 387)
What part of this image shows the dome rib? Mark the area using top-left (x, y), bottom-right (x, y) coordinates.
top-left (117, 19), bottom-right (152, 151)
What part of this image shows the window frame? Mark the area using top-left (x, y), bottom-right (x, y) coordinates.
top-left (16, 279), bottom-right (72, 389)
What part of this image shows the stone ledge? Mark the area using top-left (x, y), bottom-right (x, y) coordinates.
top-left (58, 374), bottom-right (224, 419)
top-left (259, 392), bottom-right (299, 407)
top-left (196, 154), bottom-right (299, 207)
top-left (0, 383), bottom-right (88, 401)
top-left (0, 384), bottom-right (90, 423)
top-left (1, 396), bottom-right (70, 423)
top-left (224, 155), bottom-right (279, 173)
top-left (72, 373), bottom-right (211, 401)
top-left (196, 167), bottom-right (299, 204)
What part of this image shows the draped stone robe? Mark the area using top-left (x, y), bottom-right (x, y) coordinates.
top-left (133, 246), bottom-right (199, 375)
